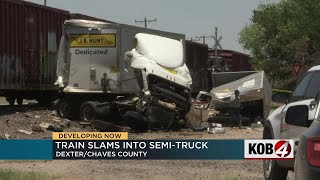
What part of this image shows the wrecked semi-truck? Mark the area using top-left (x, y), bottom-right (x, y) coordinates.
top-left (186, 71), bottom-right (272, 128)
top-left (55, 19), bottom-right (192, 131)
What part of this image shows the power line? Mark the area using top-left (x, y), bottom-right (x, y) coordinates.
top-left (135, 17), bottom-right (157, 28)
top-left (196, 35), bottom-right (214, 44)
top-left (190, 37), bottom-right (201, 42)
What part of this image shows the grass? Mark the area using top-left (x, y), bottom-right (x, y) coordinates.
top-left (0, 169), bottom-right (52, 180)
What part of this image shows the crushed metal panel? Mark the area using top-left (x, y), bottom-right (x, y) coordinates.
top-left (186, 91), bottom-right (217, 128)
top-left (186, 71), bottom-right (272, 128)
top-left (211, 71), bottom-right (272, 119)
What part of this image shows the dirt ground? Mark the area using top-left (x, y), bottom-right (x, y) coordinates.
top-left (0, 104), bottom-right (294, 180)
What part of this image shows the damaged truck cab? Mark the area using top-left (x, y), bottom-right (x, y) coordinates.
top-left (186, 71), bottom-right (272, 128)
top-left (55, 19), bottom-right (192, 131)
top-left (124, 33), bottom-right (192, 130)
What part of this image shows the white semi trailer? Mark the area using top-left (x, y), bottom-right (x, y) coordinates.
top-left (55, 20), bottom-right (192, 131)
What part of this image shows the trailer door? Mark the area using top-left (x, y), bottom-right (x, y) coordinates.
top-left (68, 27), bottom-right (91, 89)
top-left (89, 28), bottom-right (117, 91)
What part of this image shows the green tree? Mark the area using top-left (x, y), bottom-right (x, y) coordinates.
top-left (239, 0), bottom-right (320, 82)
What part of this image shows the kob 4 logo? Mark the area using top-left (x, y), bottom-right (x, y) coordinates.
top-left (244, 140), bottom-right (294, 159)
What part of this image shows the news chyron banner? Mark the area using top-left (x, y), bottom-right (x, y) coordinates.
top-left (0, 132), bottom-right (294, 160)
top-left (52, 132), bottom-right (242, 159)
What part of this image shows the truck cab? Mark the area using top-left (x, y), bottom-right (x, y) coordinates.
top-left (55, 20), bottom-right (192, 131)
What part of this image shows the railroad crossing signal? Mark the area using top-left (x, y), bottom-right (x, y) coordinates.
top-left (213, 27), bottom-right (222, 49)
top-left (292, 63), bottom-right (303, 77)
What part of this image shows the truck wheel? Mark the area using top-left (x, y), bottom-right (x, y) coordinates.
top-left (263, 125), bottom-right (288, 180)
top-left (80, 101), bottom-right (97, 122)
top-left (17, 97), bottom-right (23, 106)
top-left (56, 99), bottom-right (72, 119)
top-left (6, 97), bottom-right (15, 106)
top-left (124, 111), bottom-right (148, 133)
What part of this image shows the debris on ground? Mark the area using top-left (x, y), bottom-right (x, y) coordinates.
top-left (251, 122), bottom-right (264, 129)
top-left (252, 127), bottom-right (264, 132)
top-left (34, 115), bottom-right (41, 119)
top-left (0, 106), bottom-right (93, 139)
top-left (51, 117), bottom-right (62, 123)
top-left (47, 125), bottom-right (63, 132)
top-left (0, 133), bottom-right (11, 140)
top-left (39, 122), bottom-right (51, 129)
top-left (52, 117), bottom-right (70, 128)
top-left (207, 123), bottom-right (225, 134)
top-left (17, 129), bottom-right (33, 135)
top-left (23, 114), bottom-right (31, 118)
top-left (63, 119), bottom-right (71, 128)
top-left (79, 122), bottom-right (92, 125)
top-left (51, 110), bottom-right (57, 116)
top-left (208, 127), bottom-right (226, 134)
top-left (214, 127), bottom-right (226, 134)
top-left (32, 125), bottom-right (44, 133)
top-left (193, 122), bottom-right (212, 132)
top-left (180, 128), bottom-right (193, 132)
top-left (4, 133), bottom-right (10, 139)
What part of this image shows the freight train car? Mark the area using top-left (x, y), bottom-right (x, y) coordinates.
top-left (0, 0), bottom-right (70, 105)
top-left (208, 49), bottom-right (252, 72)
top-left (185, 41), bottom-right (212, 95)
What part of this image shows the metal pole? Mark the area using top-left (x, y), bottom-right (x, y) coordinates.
top-left (215, 27), bottom-right (218, 63)
top-left (196, 35), bottom-right (212, 44)
top-left (144, 17), bottom-right (147, 28)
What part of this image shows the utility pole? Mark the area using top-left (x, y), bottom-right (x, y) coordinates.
top-left (196, 35), bottom-right (213, 44)
top-left (190, 37), bottom-right (200, 42)
top-left (135, 17), bottom-right (157, 28)
top-left (44, 0), bottom-right (47, 6)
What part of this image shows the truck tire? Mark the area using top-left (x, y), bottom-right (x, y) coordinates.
top-left (80, 101), bottom-right (98, 122)
top-left (6, 97), bottom-right (15, 106)
top-left (263, 123), bottom-right (288, 180)
top-left (124, 111), bottom-right (148, 133)
top-left (17, 97), bottom-right (23, 106)
top-left (56, 99), bottom-right (72, 119)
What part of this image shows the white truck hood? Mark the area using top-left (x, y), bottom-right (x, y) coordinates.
top-left (125, 33), bottom-right (192, 89)
top-left (134, 33), bottom-right (184, 69)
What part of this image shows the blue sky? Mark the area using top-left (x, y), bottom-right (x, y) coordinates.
top-left (28, 0), bottom-right (279, 53)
